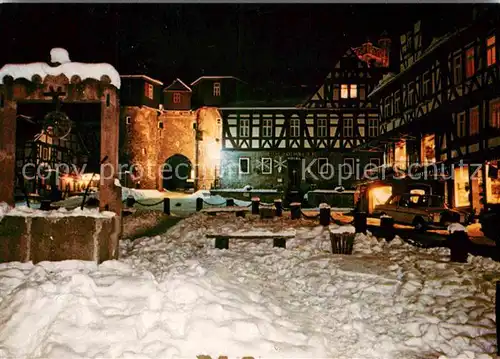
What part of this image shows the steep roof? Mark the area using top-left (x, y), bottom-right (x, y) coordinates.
top-left (190, 75), bottom-right (243, 86)
top-left (120, 74), bottom-right (163, 86)
top-left (164, 78), bottom-right (192, 92)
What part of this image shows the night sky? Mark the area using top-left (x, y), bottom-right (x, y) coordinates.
top-left (0, 4), bottom-right (475, 87)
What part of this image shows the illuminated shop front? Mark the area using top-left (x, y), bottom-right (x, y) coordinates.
top-left (486, 161), bottom-right (500, 204)
top-left (454, 165), bottom-right (471, 208)
top-left (421, 134), bottom-right (436, 165)
top-left (395, 140), bottom-right (407, 170)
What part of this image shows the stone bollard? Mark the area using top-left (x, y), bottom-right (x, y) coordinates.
top-left (196, 197), bottom-right (203, 211)
top-left (251, 197), bottom-right (260, 215)
top-left (126, 195), bottom-right (136, 208)
top-left (319, 203), bottom-right (331, 226)
top-left (380, 215), bottom-right (395, 241)
top-left (163, 197), bottom-right (170, 215)
top-left (274, 199), bottom-right (283, 217)
top-left (290, 202), bottom-right (301, 220)
top-left (226, 198), bottom-right (234, 207)
top-left (354, 211), bottom-right (367, 233)
top-left (448, 224), bottom-right (469, 263)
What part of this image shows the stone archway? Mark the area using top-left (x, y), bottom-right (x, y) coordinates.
top-left (163, 154), bottom-right (193, 191)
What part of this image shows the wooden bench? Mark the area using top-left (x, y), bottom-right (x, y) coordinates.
top-left (201, 206), bottom-right (250, 217)
top-left (206, 230), bottom-right (296, 249)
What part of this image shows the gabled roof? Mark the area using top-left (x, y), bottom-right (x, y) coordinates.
top-left (190, 75), bottom-right (244, 86)
top-left (164, 78), bottom-right (192, 92)
top-left (120, 74), bottom-right (163, 86)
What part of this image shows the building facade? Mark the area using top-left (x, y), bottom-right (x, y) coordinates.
top-left (364, 6), bottom-right (500, 214)
top-left (218, 39), bottom-right (391, 193)
top-left (120, 39), bottom-right (391, 194)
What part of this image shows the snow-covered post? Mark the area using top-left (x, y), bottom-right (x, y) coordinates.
top-left (354, 211), bottom-right (367, 233)
top-left (380, 215), bottom-right (395, 241)
top-left (196, 197), bottom-right (203, 211)
top-left (329, 225), bottom-right (356, 254)
top-left (319, 203), bottom-right (330, 226)
top-left (290, 202), bottom-right (301, 220)
top-left (251, 196), bottom-right (260, 215)
top-left (126, 195), bottom-right (136, 208)
top-left (448, 223), bottom-right (469, 263)
top-left (226, 198), bottom-right (234, 207)
top-left (163, 197), bottom-right (170, 215)
top-left (274, 199), bottom-right (283, 217)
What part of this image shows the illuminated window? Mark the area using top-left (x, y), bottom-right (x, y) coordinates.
top-left (394, 91), bottom-right (401, 113)
top-left (239, 118), bottom-right (249, 137)
top-left (341, 84), bottom-right (349, 99)
top-left (239, 157), bottom-right (250, 174)
top-left (290, 118), bottom-right (300, 137)
top-left (368, 118), bottom-right (378, 137)
top-left (262, 118), bottom-right (272, 137)
top-left (318, 158), bottom-right (329, 175)
top-left (420, 134), bottom-right (436, 165)
top-left (453, 55), bottom-right (462, 84)
top-left (486, 162), bottom-right (500, 204)
top-left (490, 99), bottom-right (500, 128)
top-left (261, 157), bottom-right (272, 174)
top-left (469, 107), bottom-right (480, 135)
top-left (457, 112), bottom-right (466, 137)
top-left (173, 92), bottom-right (181, 104)
top-left (349, 84), bottom-right (357, 98)
top-left (454, 166), bottom-right (470, 207)
top-left (213, 82), bottom-right (221, 96)
top-left (343, 118), bottom-right (354, 137)
top-left (466, 47), bottom-right (475, 78)
top-left (144, 83), bottom-right (154, 99)
top-left (487, 35), bottom-right (496, 67)
top-left (359, 86), bottom-right (365, 100)
top-left (387, 145), bottom-right (395, 166)
top-left (317, 118), bottom-right (327, 137)
top-left (395, 140), bottom-right (407, 170)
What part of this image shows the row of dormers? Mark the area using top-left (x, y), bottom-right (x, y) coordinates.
top-left (119, 74), bottom-right (246, 111)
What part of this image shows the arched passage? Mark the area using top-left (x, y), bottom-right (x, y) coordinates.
top-left (163, 154), bottom-right (193, 191)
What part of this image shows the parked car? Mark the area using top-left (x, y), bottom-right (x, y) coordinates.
top-left (374, 193), bottom-right (472, 231)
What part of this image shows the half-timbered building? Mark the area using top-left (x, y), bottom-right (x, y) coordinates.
top-left (362, 5), bottom-right (500, 215)
top-left (216, 38), bottom-right (391, 193)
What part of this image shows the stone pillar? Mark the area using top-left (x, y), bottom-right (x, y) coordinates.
top-left (99, 87), bottom-right (122, 215)
top-left (0, 82), bottom-right (17, 206)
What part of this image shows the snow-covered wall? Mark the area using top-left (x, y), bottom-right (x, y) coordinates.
top-left (0, 48), bottom-right (121, 88)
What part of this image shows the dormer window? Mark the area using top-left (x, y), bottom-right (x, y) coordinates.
top-left (213, 82), bottom-right (221, 97)
top-left (145, 83), bottom-right (154, 99)
top-left (173, 92), bottom-right (181, 104)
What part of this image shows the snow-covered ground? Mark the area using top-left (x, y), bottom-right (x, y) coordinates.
top-left (0, 213), bottom-right (498, 359)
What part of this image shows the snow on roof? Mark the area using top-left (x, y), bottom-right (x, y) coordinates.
top-left (164, 78), bottom-right (192, 92)
top-left (190, 75), bottom-right (243, 86)
top-left (120, 74), bottom-right (163, 86)
top-left (0, 48), bottom-right (121, 89)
